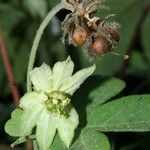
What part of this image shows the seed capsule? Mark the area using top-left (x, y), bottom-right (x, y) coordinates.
top-left (88, 36), bottom-right (110, 57)
top-left (72, 26), bottom-right (91, 45)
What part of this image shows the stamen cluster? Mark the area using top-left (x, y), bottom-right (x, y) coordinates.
top-left (44, 91), bottom-right (70, 115)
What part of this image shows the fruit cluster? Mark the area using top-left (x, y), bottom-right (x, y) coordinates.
top-left (62, 0), bottom-right (120, 59)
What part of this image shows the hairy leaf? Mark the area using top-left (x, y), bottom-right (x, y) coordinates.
top-left (71, 129), bottom-right (110, 150)
top-left (88, 77), bottom-right (125, 109)
top-left (87, 95), bottom-right (150, 131)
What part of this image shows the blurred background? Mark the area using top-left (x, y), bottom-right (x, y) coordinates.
top-left (0, 0), bottom-right (150, 149)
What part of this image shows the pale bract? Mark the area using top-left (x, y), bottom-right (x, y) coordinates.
top-left (5, 56), bottom-right (95, 150)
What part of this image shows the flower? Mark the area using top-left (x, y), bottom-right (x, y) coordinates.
top-left (5, 56), bottom-right (95, 149)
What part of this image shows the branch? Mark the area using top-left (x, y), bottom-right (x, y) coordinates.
top-left (0, 29), bottom-right (20, 106)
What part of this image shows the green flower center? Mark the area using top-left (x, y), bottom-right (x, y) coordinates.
top-left (44, 91), bottom-right (71, 115)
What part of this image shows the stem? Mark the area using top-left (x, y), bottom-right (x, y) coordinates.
top-left (33, 140), bottom-right (38, 150)
top-left (0, 29), bottom-right (20, 106)
top-left (25, 141), bottom-right (33, 150)
top-left (27, 3), bottom-right (64, 92)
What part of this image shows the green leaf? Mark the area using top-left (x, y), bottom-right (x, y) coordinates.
top-left (5, 108), bottom-right (23, 137)
top-left (36, 110), bottom-right (57, 150)
top-left (71, 129), bottom-right (110, 150)
top-left (51, 135), bottom-right (67, 150)
top-left (87, 95), bottom-right (150, 132)
top-left (72, 76), bottom-right (125, 126)
top-left (23, 0), bottom-right (48, 18)
top-left (88, 77), bottom-right (125, 109)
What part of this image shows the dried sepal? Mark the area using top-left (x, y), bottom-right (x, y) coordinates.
top-left (83, 0), bottom-right (109, 21)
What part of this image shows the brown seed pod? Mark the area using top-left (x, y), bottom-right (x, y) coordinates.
top-left (88, 36), bottom-right (110, 57)
top-left (72, 25), bottom-right (91, 45)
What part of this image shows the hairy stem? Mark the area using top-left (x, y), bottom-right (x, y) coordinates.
top-left (27, 3), bottom-right (64, 92)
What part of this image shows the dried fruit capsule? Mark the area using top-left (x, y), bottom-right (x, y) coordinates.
top-left (88, 36), bottom-right (110, 57)
top-left (72, 26), bottom-right (91, 45)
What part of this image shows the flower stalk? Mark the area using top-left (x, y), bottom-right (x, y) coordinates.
top-left (27, 3), bottom-right (64, 92)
